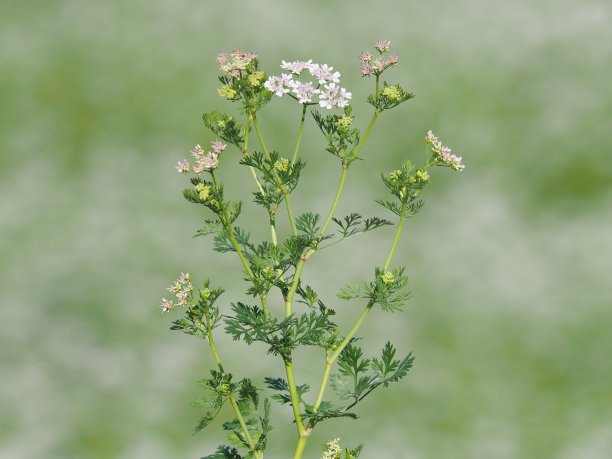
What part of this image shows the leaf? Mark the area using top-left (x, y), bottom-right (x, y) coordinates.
top-left (337, 343), bottom-right (370, 379)
top-left (195, 219), bottom-right (224, 237)
top-left (295, 212), bottom-right (321, 236)
top-left (200, 445), bottom-right (243, 459)
top-left (263, 377), bottom-right (310, 406)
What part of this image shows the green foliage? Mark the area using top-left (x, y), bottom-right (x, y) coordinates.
top-left (329, 342), bottom-right (414, 411)
top-left (264, 377), bottom-right (311, 406)
top-left (192, 370), bottom-right (235, 434)
top-left (202, 111), bottom-right (245, 147)
top-left (344, 444), bottom-right (363, 459)
top-left (163, 42), bottom-right (465, 459)
top-left (302, 401), bottom-right (358, 427)
top-left (225, 302), bottom-right (336, 356)
top-left (311, 106), bottom-right (361, 166)
top-left (367, 82), bottom-right (415, 111)
top-left (201, 445), bottom-right (243, 459)
top-left (338, 266), bottom-right (411, 312)
top-left (170, 280), bottom-right (224, 338)
top-left (241, 151), bottom-right (305, 194)
top-left (329, 213), bottom-right (393, 242)
top-left (376, 159), bottom-right (430, 219)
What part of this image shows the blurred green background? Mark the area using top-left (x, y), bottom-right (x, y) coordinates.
top-left (1, 0), bottom-right (611, 458)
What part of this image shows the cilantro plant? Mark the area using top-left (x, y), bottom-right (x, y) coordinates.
top-left (160, 40), bottom-right (464, 459)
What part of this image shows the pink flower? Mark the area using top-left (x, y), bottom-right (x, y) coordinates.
top-left (202, 152), bottom-right (219, 170)
top-left (375, 40), bottom-right (391, 52)
top-left (360, 64), bottom-right (373, 76)
top-left (210, 140), bottom-right (227, 154)
top-left (216, 52), bottom-right (228, 65)
top-left (191, 144), bottom-right (205, 160)
top-left (425, 130), bottom-right (439, 144)
top-left (160, 298), bottom-right (173, 313)
top-left (359, 51), bottom-right (372, 63)
top-left (176, 159), bottom-right (190, 174)
top-left (386, 54), bottom-right (399, 66)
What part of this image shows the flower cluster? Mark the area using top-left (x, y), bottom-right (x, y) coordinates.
top-left (426, 130), bottom-right (465, 171)
top-left (161, 272), bottom-right (193, 312)
top-left (321, 438), bottom-right (342, 459)
top-left (176, 140), bottom-right (227, 174)
top-left (264, 60), bottom-right (352, 109)
top-left (360, 40), bottom-right (398, 77)
top-left (217, 50), bottom-right (258, 78)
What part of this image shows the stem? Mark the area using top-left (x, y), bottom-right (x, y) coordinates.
top-left (228, 395), bottom-right (261, 457)
top-left (195, 315), bottom-right (262, 459)
top-left (292, 105), bottom-right (307, 164)
top-left (251, 111), bottom-right (298, 235)
top-left (383, 200), bottom-right (407, 271)
top-left (319, 164), bottom-right (348, 236)
top-left (353, 109), bottom-right (380, 158)
top-left (313, 301), bottom-right (374, 412)
top-left (293, 431), bottom-right (311, 459)
top-left (211, 172), bottom-right (255, 281)
top-left (270, 213), bottom-right (278, 247)
top-left (243, 114), bottom-right (265, 196)
top-left (284, 358), bottom-right (306, 436)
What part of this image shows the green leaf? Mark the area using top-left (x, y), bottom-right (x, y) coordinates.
top-left (295, 212), bottom-right (321, 236)
top-left (201, 445), bottom-right (243, 459)
top-left (263, 377), bottom-right (310, 405)
top-left (202, 111), bottom-right (244, 147)
top-left (195, 219), bottom-right (224, 237)
top-left (337, 343), bottom-right (370, 379)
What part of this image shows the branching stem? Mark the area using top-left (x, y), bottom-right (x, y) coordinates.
top-left (252, 111), bottom-right (298, 235)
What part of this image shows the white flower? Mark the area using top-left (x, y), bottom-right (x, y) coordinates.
top-left (318, 83), bottom-right (352, 109)
top-left (309, 63), bottom-right (341, 84)
top-left (292, 81), bottom-right (319, 104)
top-left (280, 59), bottom-right (313, 74)
top-left (264, 73), bottom-right (294, 97)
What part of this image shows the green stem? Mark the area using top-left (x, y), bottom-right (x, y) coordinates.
top-left (285, 358), bottom-right (306, 436)
top-left (228, 395), bottom-right (261, 457)
top-left (384, 200), bottom-right (407, 271)
top-left (251, 111), bottom-right (298, 235)
top-left (211, 172), bottom-right (255, 281)
top-left (293, 431), bottom-right (311, 459)
top-left (353, 109), bottom-right (380, 158)
top-left (292, 104), bottom-right (307, 164)
top-left (313, 301), bottom-right (374, 412)
top-left (319, 164), bottom-right (348, 236)
top-left (243, 114), bottom-right (265, 196)
top-left (195, 315), bottom-right (262, 459)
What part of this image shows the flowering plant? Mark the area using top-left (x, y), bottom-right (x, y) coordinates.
top-left (161, 41), bottom-right (464, 459)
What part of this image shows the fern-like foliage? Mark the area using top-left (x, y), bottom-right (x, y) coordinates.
top-left (329, 342), bottom-right (415, 412)
top-left (224, 303), bottom-right (335, 356)
top-left (338, 266), bottom-right (411, 312)
top-left (367, 82), bottom-right (415, 111)
top-left (202, 111), bottom-right (244, 147)
top-left (311, 106), bottom-right (361, 166)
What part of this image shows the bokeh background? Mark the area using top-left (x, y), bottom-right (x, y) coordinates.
top-left (1, 0), bottom-right (611, 458)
